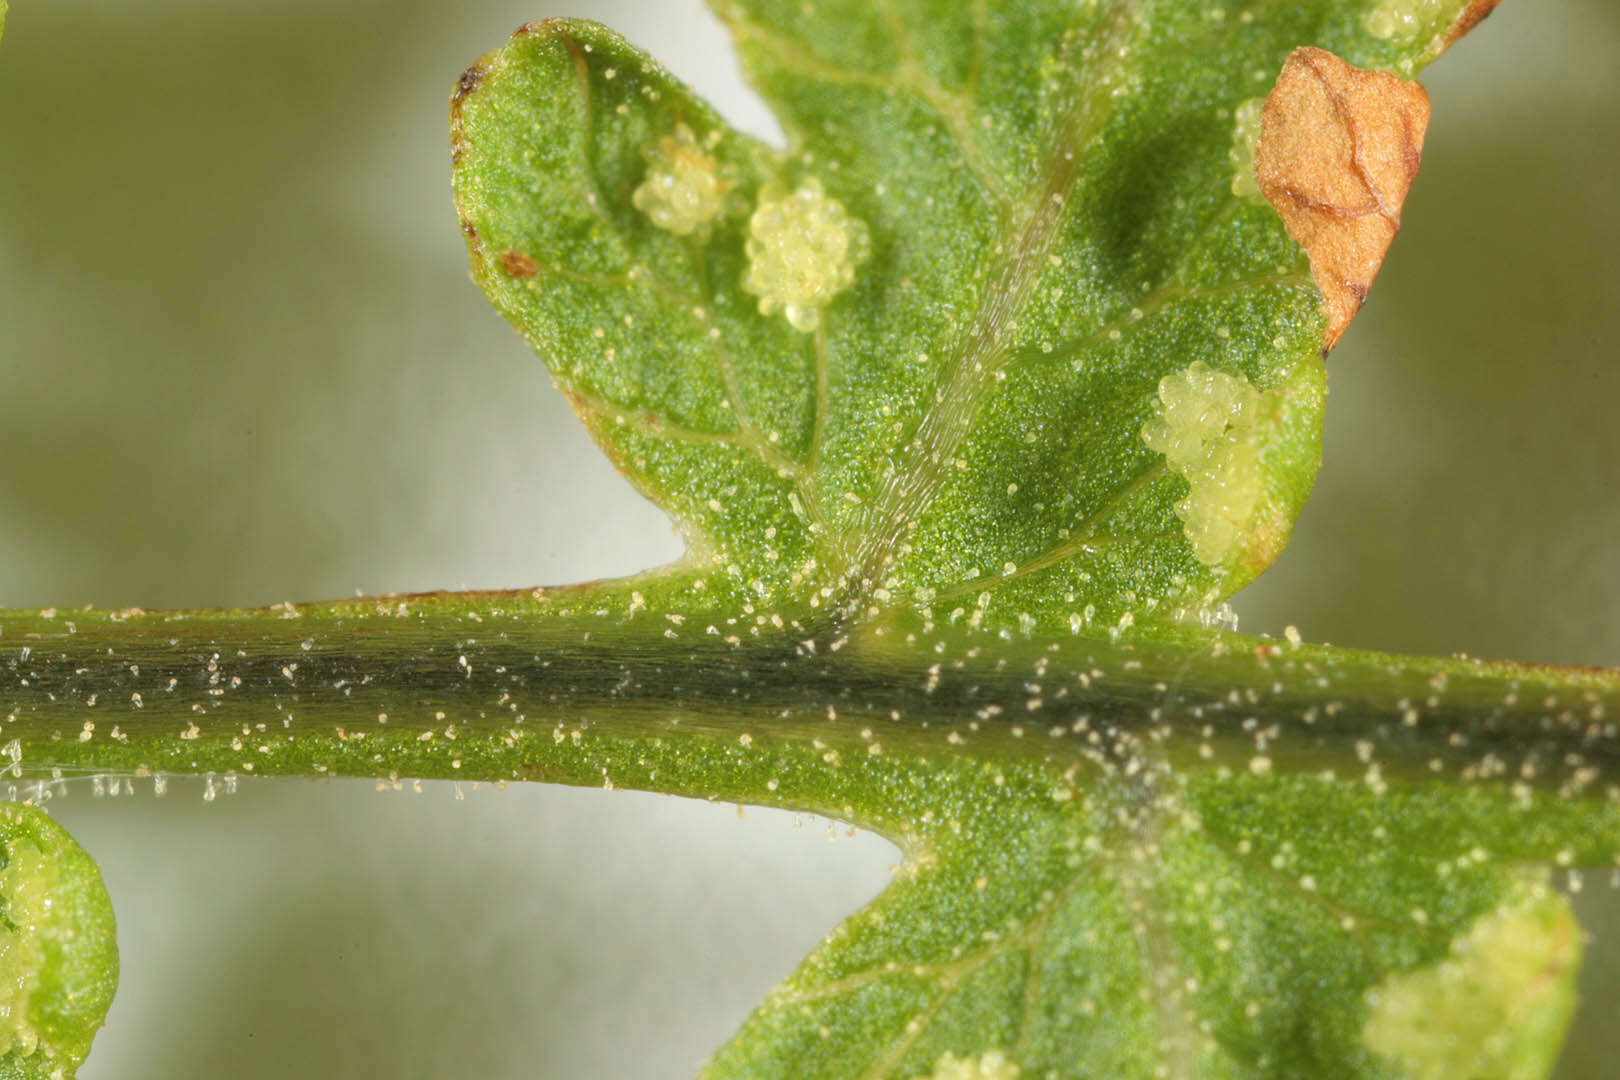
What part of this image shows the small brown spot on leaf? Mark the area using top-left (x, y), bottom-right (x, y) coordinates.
top-left (499, 250), bottom-right (540, 278)
top-left (452, 64), bottom-right (486, 106)
top-left (511, 19), bottom-right (563, 40)
top-left (1449, 0), bottom-right (1501, 43)
top-left (457, 216), bottom-right (486, 261)
top-left (1255, 48), bottom-right (1430, 352)
top-left (1242, 503), bottom-right (1292, 579)
top-left (518, 19), bottom-right (576, 41)
top-left (448, 64), bottom-right (488, 166)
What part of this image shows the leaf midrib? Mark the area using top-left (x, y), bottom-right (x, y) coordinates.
top-left (840, 5), bottom-right (1138, 601)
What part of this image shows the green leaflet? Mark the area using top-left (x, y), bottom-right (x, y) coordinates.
top-left (692, 624), bottom-right (1604, 1080)
top-left (436, 1), bottom-right (1602, 1077)
top-left (703, 777), bottom-right (1592, 1080)
top-left (450, 4), bottom-right (1346, 635)
top-left (0, 804), bottom-right (118, 1080)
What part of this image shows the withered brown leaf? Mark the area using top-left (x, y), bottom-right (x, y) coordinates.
top-left (1255, 47), bottom-right (1430, 352)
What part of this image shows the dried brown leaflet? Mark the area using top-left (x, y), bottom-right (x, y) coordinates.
top-left (1255, 48), bottom-right (1430, 352)
top-left (1251, 6), bottom-right (1501, 352)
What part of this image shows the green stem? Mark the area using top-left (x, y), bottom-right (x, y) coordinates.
top-left (2, 592), bottom-right (1618, 841)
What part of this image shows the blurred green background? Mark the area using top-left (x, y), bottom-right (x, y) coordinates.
top-left (0, 0), bottom-right (1616, 1075)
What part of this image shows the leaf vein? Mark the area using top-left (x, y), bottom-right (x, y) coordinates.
top-left (686, 242), bottom-right (829, 521)
top-left (716, 0), bottom-right (1009, 205)
top-left (1013, 272), bottom-right (1316, 371)
top-left (849, 4), bottom-right (1139, 596)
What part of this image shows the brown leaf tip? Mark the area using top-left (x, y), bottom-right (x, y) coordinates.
top-left (1449, 0), bottom-right (1502, 43)
top-left (1254, 48), bottom-right (1431, 352)
top-left (499, 250), bottom-right (540, 279)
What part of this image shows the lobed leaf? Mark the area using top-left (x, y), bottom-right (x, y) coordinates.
top-left (437, 0), bottom-right (1593, 1077)
top-left (450, 2), bottom-right (1488, 641)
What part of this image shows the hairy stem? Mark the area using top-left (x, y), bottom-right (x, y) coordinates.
top-left (3, 591), bottom-right (1618, 838)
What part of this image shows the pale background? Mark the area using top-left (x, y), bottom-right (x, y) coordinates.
top-left (0, 1), bottom-right (1616, 1075)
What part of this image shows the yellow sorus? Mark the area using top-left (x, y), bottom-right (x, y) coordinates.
top-left (1363, 881), bottom-right (1580, 1080)
top-left (1141, 361), bottom-right (1265, 567)
top-left (743, 178), bottom-right (871, 333)
top-left (632, 123), bottom-right (730, 237)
